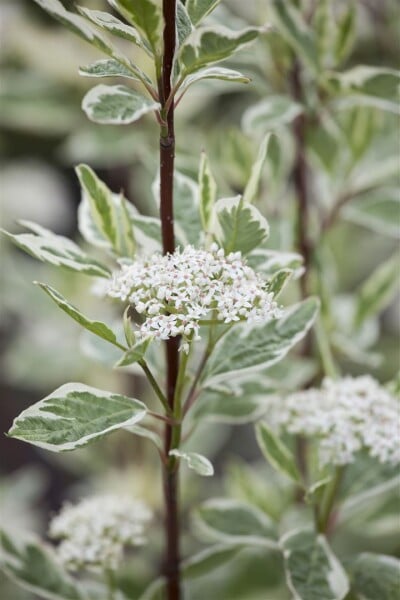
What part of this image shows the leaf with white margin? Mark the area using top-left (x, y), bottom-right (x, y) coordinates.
top-left (213, 196), bottom-right (269, 254)
top-left (198, 151), bottom-right (217, 231)
top-left (78, 7), bottom-right (145, 48)
top-left (242, 96), bottom-right (303, 134)
top-left (177, 1), bottom-right (193, 47)
top-left (348, 553), bottom-right (400, 600)
top-left (33, 0), bottom-right (114, 55)
top-left (1, 221), bottom-right (110, 278)
top-left (36, 282), bottom-right (123, 350)
top-left (108, 0), bottom-right (162, 54)
top-left (124, 424), bottom-right (162, 450)
top-left (169, 450), bottom-right (214, 476)
top-left (243, 133), bottom-right (272, 204)
top-left (354, 254), bottom-right (399, 327)
top-left (267, 268), bottom-right (293, 297)
top-left (8, 383), bottom-right (146, 452)
top-left (191, 375), bottom-right (276, 424)
top-left (280, 529), bottom-right (349, 600)
top-left (203, 298), bottom-right (319, 384)
top-left (180, 66), bottom-right (251, 94)
top-left (256, 422), bottom-right (301, 484)
top-left (343, 189), bottom-right (400, 239)
top-left (79, 59), bottom-right (139, 80)
top-left (186, 0), bottom-right (221, 25)
top-left (76, 164), bottom-right (136, 257)
top-left (247, 248), bottom-right (304, 278)
top-left (180, 26), bottom-right (261, 75)
top-left (194, 498), bottom-right (277, 546)
top-left (270, 0), bottom-right (319, 72)
top-left (182, 544), bottom-right (243, 579)
top-left (0, 529), bottom-right (87, 600)
top-left (82, 84), bottom-right (160, 125)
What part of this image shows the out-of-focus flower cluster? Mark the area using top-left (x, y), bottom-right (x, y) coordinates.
top-left (264, 376), bottom-right (400, 467)
top-left (107, 244), bottom-right (282, 352)
top-left (49, 495), bottom-right (152, 572)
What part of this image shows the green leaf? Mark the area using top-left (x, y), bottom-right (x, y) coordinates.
top-left (169, 450), bottom-right (214, 477)
top-left (78, 7), bottom-right (144, 48)
top-left (267, 268), bottom-right (293, 297)
top-left (191, 375), bottom-right (276, 424)
top-left (333, 2), bottom-right (356, 65)
top-left (343, 189), bottom-right (400, 239)
top-left (329, 66), bottom-right (400, 114)
top-left (355, 255), bottom-right (400, 327)
top-left (1, 221), bottom-right (110, 278)
top-left (180, 26), bottom-right (260, 75)
top-left (36, 282), bottom-right (123, 350)
top-left (194, 498), bottom-right (277, 546)
top-left (242, 96), bottom-right (302, 134)
top-left (247, 248), bottom-right (304, 278)
top-left (124, 424), bottom-right (162, 450)
top-left (348, 553), bottom-right (400, 600)
top-left (115, 339), bottom-right (151, 367)
top-left (186, 0), bottom-right (221, 25)
top-left (109, 0), bottom-right (162, 54)
top-left (76, 164), bottom-right (136, 257)
top-left (8, 383), bottom-right (146, 452)
top-left (0, 530), bottom-right (87, 600)
top-left (33, 0), bottom-right (114, 55)
top-left (177, 1), bottom-right (193, 47)
top-left (213, 196), bottom-right (269, 254)
top-left (243, 134), bottom-right (272, 204)
top-left (255, 422), bottom-right (301, 484)
top-left (182, 545), bottom-right (243, 579)
top-left (204, 298), bottom-right (319, 383)
top-left (270, 0), bottom-right (319, 72)
top-left (180, 66), bottom-right (250, 94)
top-left (198, 151), bottom-right (217, 231)
top-left (79, 59), bottom-right (138, 79)
top-left (82, 84), bottom-right (160, 125)
top-left (280, 529), bottom-right (349, 600)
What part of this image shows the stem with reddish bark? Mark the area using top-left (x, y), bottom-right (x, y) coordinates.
top-left (159, 2), bottom-right (182, 598)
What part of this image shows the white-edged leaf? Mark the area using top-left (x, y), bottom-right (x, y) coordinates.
top-left (1, 221), bottom-right (110, 278)
top-left (348, 553), bottom-right (400, 600)
top-left (247, 248), bottom-right (304, 278)
top-left (213, 196), bottom-right (269, 254)
top-left (35, 282), bottom-right (123, 349)
top-left (194, 498), bottom-right (277, 546)
top-left (191, 375), bottom-right (276, 424)
top-left (267, 268), bottom-right (293, 297)
top-left (186, 0), bottom-right (221, 25)
top-left (169, 450), bottom-right (214, 477)
top-left (124, 424), bottom-right (162, 450)
top-left (182, 544), bottom-right (243, 579)
top-left (79, 59), bottom-right (138, 80)
top-left (78, 7), bottom-right (144, 48)
top-left (270, 0), bottom-right (319, 72)
top-left (177, 1), bottom-right (193, 47)
top-left (115, 338), bottom-right (151, 367)
top-left (82, 84), bottom-right (160, 125)
top-left (198, 151), bottom-right (217, 231)
top-left (243, 133), bottom-right (272, 204)
top-left (256, 422), bottom-right (301, 484)
top-left (76, 163), bottom-right (136, 257)
top-left (280, 528), bottom-right (349, 600)
top-left (0, 530), bottom-right (87, 600)
top-left (242, 96), bottom-right (303, 134)
top-left (180, 26), bottom-right (260, 75)
top-left (355, 254), bottom-right (400, 327)
top-left (203, 298), bottom-right (319, 383)
top-left (180, 66), bottom-right (251, 94)
top-left (108, 0), bottom-right (162, 54)
top-left (8, 383), bottom-right (147, 452)
top-left (343, 189), bottom-right (400, 239)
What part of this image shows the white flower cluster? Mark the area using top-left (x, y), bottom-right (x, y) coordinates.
top-left (265, 376), bottom-right (400, 467)
top-left (49, 494), bottom-right (152, 572)
top-left (107, 244), bottom-right (281, 351)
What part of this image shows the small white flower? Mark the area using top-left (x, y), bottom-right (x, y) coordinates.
top-left (49, 494), bottom-right (152, 573)
top-left (107, 245), bottom-right (282, 351)
top-left (263, 376), bottom-right (400, 467)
